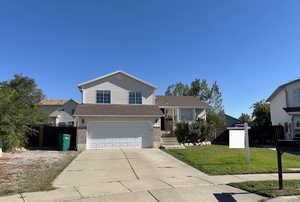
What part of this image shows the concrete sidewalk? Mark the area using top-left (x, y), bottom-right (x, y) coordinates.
top-left (0, 149), bottom-right (299, 202)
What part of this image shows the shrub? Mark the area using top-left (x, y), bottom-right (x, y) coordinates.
top-left (175, 121), bottom-right (215, 144)
top-left (175, 122), bottom-right (189, 143)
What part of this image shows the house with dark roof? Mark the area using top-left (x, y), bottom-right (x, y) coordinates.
top-left (75, 71), bottom-right (208, 150)
top-left (267, 78), bottom-right (300, 139)
top-left (38, 99), bottom-right (78, 126)
top-left (155, 96), bottom-right (208, 131)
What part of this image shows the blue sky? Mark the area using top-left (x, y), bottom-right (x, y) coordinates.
top-left (1, 1), bottom-right (300, 118)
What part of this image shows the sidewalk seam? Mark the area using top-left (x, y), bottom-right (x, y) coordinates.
top-left (147, 190), bottom-right (160, 202)
top-left (73, 186), bottom-right (84, 198)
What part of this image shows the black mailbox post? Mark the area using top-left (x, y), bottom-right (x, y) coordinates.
top-left (276, 139), bottom-right (300, 189)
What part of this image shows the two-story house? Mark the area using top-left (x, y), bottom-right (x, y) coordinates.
top-left (75, 71), bottom-right (162, 150)
top-left (267, 78), bottom-right (300, 139)
top-left (74, 71), bottom-right (208, 150)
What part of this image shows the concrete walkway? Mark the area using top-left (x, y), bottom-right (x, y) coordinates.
top-left (1, 149), bottom-right (300, 202)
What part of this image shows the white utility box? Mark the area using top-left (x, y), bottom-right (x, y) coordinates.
top-left (228, 127), bottom-right (246, 148)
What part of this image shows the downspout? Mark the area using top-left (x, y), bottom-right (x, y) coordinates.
top-left (285, 88), bottom-right (289, 108)
top-left (291, 115), bottom-right (295, 139)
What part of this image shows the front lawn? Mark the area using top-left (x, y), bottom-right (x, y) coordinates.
top-left (165, 145), bottom-right (300, 175)
top-left (0, 150), bottom-right (79, 196)
top-left (229, 180), bottom-right (300, 197)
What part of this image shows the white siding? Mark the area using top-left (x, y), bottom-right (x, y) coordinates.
top-left (81, 73), bottom-right (155, 105)
top-left (286, 81), bottom-right (300, 108)
top-left (270, 90), bottom-right (291, 125)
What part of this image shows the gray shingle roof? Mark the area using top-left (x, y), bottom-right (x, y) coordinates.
top-left (155, 96), bottom-right (208, 108)
top-left (74, 104), bottom-right (162, 117)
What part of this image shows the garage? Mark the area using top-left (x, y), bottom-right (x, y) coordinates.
top-left (87, 121), bottom-right (153, 149)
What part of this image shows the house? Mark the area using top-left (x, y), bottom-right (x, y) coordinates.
top-left (225, 114), bottom-right (241, 127)
top-left (267, 78), bottom-right (300, 139)
top-left (74, 71), bottom-right (208, 150)
top-left (38, 99), bottom-right (78, 126)
top-left (155, 96), bottom-right (208, 131)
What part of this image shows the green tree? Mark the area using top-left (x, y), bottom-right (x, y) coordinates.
top-left (251, 100), bottom-right (271, 126)
top-left (239, 113), bottom-right (252, 124)
top-left (198, 80), bottom-right (211, 102)
top-left (0, 75), bottom-right (48, 151)
top-left (165, 82), bottom-right (190, 96)
top-left (209, 82), bottom-right (223, 113)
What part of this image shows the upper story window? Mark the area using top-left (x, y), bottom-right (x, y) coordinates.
top-left (294, 88), bottom-right (300, 104)
top-left (129, 92), bottom-right (142, 104)
top-left (96, 90), bottom-right (111, 104)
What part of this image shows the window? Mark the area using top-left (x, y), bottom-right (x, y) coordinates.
top-left (293, 88), bottom-right (300, 103)
top-left (296, 120), bottom-right (300, 129)
top-left (96, 90), bottom-right (111, 104)
top-left (129, 92), bottom-right (142, 104)
top-left (180, 108), bottom-right (194, 121)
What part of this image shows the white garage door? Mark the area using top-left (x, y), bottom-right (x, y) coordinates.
top-left (87, 121), bottom-right (153, 149)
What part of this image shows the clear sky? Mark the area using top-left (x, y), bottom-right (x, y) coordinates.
top-left (1, 1), bottom-right (300, 118)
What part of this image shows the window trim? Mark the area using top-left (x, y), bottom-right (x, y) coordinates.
top-left (96, 90), bottom-right (111, 104)
top-left (129, 91), bottom-right (142, 104)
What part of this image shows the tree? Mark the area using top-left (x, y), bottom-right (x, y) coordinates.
top-left (251, 100), bottom-right (271, 126)
top-left (239, 113), bottom-right (252, 124)
top-left (0, 75), bottom-right (48, 151)
top-left (209, 81), bottom-right (223, 113)
top-left (165, 82), bottom-right (190, 96)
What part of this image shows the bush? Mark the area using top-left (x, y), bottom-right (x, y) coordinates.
top-left (175, 121), bottom-right (215, 144)
top-left (175, 122), bottom-right (189, 143)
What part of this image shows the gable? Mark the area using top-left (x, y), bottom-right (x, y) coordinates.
top-left (267, 78), bottom-right (300, 102)
top-left (80, 72), bottom-right (156, 105)
top-left (78, 71), bottom-right (157, 90)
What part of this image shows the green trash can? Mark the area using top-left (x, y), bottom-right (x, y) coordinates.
top-left (58, 134), bottom-right (71, 151)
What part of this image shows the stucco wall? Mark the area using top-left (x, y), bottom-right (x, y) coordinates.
top-left (81, 73), bottom-right (155, 105)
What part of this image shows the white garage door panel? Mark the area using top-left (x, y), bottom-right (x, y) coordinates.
top-left (87, 122), bottom-right (153, 149)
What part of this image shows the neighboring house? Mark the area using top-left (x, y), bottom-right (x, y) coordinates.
top-left (267, 78), bottom-right (300, 139)
top-left (74, 71), bottom-right (208, 150)
top-left (225, 114), bottom-right (241, 127)
top-left (38, 99), bottom-right (78, 126)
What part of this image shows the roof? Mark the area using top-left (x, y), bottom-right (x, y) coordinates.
top-left (155, 96), bottom-right (208, 108)
top-left (78, 70), bottom-right (157, 89)
top-left (39, 99), bottom-right (70, 105)
top-left (74, 104), bottom-right (162, 117)
top-left (225, 114), bottom-right (241, 127)
top-left (283, 107), bottom-right (300, 113)
top-left (267, 78), bottom-right (300, 102)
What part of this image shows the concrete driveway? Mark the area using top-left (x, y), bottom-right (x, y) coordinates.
top-left (43, 149), bottom-right (264, 202)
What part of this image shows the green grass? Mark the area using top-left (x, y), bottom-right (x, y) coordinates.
top-left (165, 145), bottom-right (300, 175)
top-left (229, 180), bottom-right (300, 197)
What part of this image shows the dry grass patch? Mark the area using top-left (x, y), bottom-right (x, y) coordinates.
top-left (0, 150), bottom-right (79, 196)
